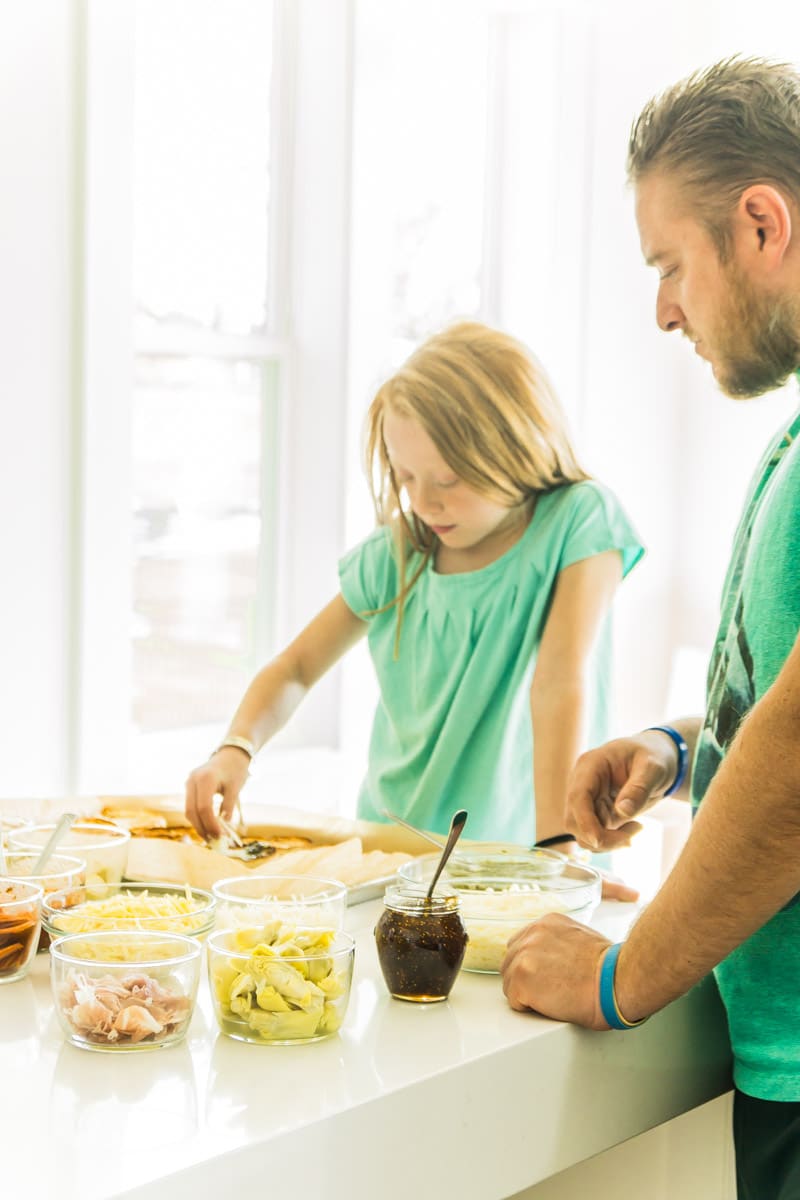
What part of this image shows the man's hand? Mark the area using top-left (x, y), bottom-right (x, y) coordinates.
top-left (565, 731), bottom-right (680, 851)
top-left (500, 913), bottom-right (613, 1028)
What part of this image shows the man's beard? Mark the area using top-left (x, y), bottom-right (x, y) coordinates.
top-left (714, 263), bottom-right (800, 399)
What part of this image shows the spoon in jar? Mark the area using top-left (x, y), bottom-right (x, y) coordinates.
top-left (31, 812), bottom-right (77, 874)
top-left (426, 809), bottom-right (468, 901)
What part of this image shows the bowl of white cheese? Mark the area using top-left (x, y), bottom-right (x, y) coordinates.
top-left (399, 854), bottom-right (600, 973)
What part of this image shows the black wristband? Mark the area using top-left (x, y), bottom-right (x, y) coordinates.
top-left (534, 833), bottom-right (576, 848)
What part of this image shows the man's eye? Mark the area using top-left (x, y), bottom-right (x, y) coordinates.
top-left (659, 266), bottom-right (677, 281)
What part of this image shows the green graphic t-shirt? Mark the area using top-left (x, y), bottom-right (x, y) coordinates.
top-left (339, 480), bottom-right (643, 845)
top-left (692, 403), bottom-right (800, 1101)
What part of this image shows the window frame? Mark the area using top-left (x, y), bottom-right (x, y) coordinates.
top-left (74, 0), bottom-right (354, 793)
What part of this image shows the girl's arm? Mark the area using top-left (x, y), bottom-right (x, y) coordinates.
top-left (185, 594), bottom-right (368, 839)
top-left (530, 550), bottom-right (623, 845)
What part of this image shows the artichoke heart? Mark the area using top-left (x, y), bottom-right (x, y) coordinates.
top-left (230, 992), bottom-right (253, 1018)
top-left (317, 1001), bottom-right (343, 1034)
top-left (317, 970), bottom-right (345, 999)
top-left (247, 1007), bottom-right (321, 1040)
top-left (258, 960), bottom-right (326, 1012)
top-left (254, 983), bottom-right (292, 1012)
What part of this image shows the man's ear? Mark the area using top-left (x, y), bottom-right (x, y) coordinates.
top-left (735, 185), bottom-right (792, 270)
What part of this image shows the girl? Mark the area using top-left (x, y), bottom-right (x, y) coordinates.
top-left (185, 322), bottom-right (643, 853)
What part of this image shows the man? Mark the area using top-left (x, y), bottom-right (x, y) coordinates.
top-left (500, 57), bottom-right (800, 1200)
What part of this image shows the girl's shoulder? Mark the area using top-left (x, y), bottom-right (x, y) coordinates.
top-left (535, 480), bottom-right (644, 577)
top-left (339, 524), bottom-right (394, 566)
top-left (339, 525), bottom-right (411, 615)
top-left (537, 478), bottom-right (637, 526)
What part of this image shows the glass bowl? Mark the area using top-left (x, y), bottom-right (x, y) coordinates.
top-left (3, 853), bottom-right (87, 951)
top-left (400, 846), bottom-right (567, 886)
top-left (212, 874), bottom-right (347, 932)
top-left (207, 924), bottom-right (355, 1045)
top-left (42, 881), bottom-right (216, 940)
top-left (9, 821), bottom-right (130, 889)
top-left (399, 855), bottom-right (601, 973)
top-left (50, 929), bottom-right (201, 1051)
top-left (0, 879), bottom-right (44, 984)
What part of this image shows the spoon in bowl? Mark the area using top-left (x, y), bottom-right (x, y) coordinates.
top-left (382, 808), bottom-right (445, 850)
top-left (426, 809), bottom-right (468, 901)
top-left (31, 812), bottom-right (77, 874)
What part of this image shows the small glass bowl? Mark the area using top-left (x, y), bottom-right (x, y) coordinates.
top-left (9, 821), bottom-right (130, 890)
top-left (399, 856), bottom-right (601, 973)
top-left (212, 874), bottom-right (347, 932)
top-left (0, 814), bottom-right (34, 848)
top-left (0, 879), bottom-right (44, 984)
top-left (50, 930), bottom-right (202, 1051)
top-left (3, 853), bottom-right (87, 951)
top-left (42, 881), bottom-right (217, 940)
top-left (207, 925), bottom-right (355, 1045)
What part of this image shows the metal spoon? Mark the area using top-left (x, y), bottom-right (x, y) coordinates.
top-left (382, 808), bottom-right (445, 850)
top-left (426, 809), bottom-right (468, 901)
top-left (31, 812), bottom-right (77, 874)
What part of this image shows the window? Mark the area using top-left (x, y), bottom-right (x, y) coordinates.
top-left (78, 0), bottom-right (289, 792)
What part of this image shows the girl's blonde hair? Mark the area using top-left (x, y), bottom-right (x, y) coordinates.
top-left (365, 321), bottom-right (589, 650)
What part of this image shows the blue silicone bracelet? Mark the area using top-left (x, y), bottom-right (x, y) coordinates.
top-left (647, 725), bottom-right (689, 797)
top-left (599, 942), bottom-right (645, 1030)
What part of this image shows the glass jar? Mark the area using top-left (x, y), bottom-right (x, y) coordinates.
top-left (374, 883), bottom-right (467, 1003)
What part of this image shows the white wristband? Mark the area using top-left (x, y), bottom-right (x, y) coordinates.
top-left (213, 735), bottom-right (255, 760)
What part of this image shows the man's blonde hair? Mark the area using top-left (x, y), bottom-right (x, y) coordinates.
top-left (627, 56), bottom-right (800, 258)
top-left (364, 321), bottom-right (588, 650)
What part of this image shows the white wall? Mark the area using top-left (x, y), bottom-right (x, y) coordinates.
top-left (3, 0), bottom-right (800, 800)
top-left (575, 0), bottom-right (800, 730)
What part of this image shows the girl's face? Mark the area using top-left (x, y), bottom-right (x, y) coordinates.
top-left (382, 410), bottom-right (524, 554)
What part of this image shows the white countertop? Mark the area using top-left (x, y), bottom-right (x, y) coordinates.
top-left (1, 900), bottom-right (732, 1200)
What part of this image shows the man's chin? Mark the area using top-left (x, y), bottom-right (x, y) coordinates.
top-left (712, 359), bottom-right (791, 401)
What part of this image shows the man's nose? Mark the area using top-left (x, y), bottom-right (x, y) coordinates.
top-left (656, 287), bottom-right (684, 333)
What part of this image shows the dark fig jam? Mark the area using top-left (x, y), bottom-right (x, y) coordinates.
top-left (375, 884), bottom-right (467, 1002)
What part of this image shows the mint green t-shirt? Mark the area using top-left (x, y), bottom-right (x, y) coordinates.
top-left (339, 480), bottom-right (644, 845)
top-left (692, 406), bottom-right (800, 1101)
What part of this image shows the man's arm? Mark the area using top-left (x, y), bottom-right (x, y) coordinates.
top-left (617, 631), bottom-right (800, 1018)
top-left (502, 631), bottom-right (800, 1026)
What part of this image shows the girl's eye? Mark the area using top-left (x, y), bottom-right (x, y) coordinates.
top-left (659, 266), bottom-right (677, 281)
top-left (437, 479), bottom-right (459, 490)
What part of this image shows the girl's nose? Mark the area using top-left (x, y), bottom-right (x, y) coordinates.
top-left (412, 481), bottom-right (441, 518)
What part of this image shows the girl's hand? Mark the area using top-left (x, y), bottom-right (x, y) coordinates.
top-left (185, 748), bottom-right (251, 841)
top-left (565, 731), bottom-right (680, 852)
top-left (556, 838), bottom-right (640, 903)
top-left (597, 869), bottom-right (639, 903)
